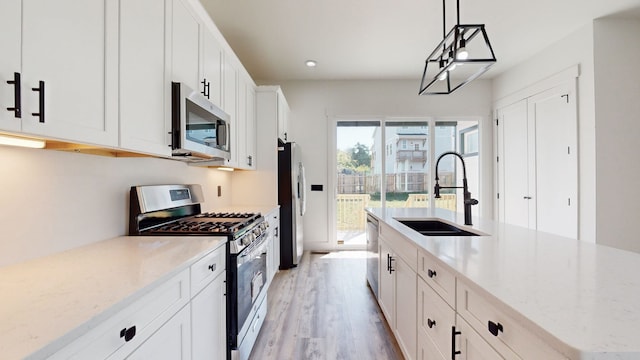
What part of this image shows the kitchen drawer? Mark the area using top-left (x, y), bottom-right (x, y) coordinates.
top-left (418, 249), bottom-right (456, 306)
top-left (456, 314), bottom-right (520, 360)
top-left (457, 280), bottom-right (568, 359)
top-left (190, 244), bottom-right (225, 297)
top-left (49, 269), bottom-right (190, 360)
top-left (380, 223), bottom-right (418, 270)
top-left (417, 322), bottom-right (447, 360)
top-left (418, 277), bottom-right (455, 357)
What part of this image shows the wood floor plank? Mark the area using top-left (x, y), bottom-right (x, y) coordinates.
top-left (249, 251), bottom-right (404, 360)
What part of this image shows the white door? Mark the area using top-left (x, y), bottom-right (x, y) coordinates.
top-left (530, 85), bottom-right (578, 239)
top-left (21, 0), bottom-right (118, 146)
top-left (497, 100), bottom-right (531, 228)
top-left (119, 0), bottom-right (171, 156)
top-left (395, 255), bottom-right (417, 360)
top-left (171, 0), bottom-right (200, 90)
top-left (378, 239), bottom-right (395, 326)
top-left (191, 275), bottom-right (226, 360)
top-left (0, 0), bottom-right (21, 132)
top-left (126, 306), bottom-right (191, 360)
top-left (200, 27), bottom-right (223, 107)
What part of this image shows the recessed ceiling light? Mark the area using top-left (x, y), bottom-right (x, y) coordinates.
top-left (305, 60), bottom-right (317, 68)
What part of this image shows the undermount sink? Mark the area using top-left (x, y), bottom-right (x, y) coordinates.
top-left (397, 219), bottom-right (484, 237)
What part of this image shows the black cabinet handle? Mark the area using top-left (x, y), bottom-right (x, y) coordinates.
top-left (208, 263), bottom-right (216, 272)
top-left (428, 269), bottom-right (437, 278)
top-left (201, 78), bottom-right (210, 99)
top-left (6, 72), bottom-right (21, 118)
top-left (488, 320), bottom-right (503, 336)
top-left (386, 253), bottom-right (390, 272)
top-left (389, 256), bottom-right (395, 273)
top-left (248, 155), bottom-right (253, 166)
top-left (451, 326), bottom-right (461, 359)
top-left (31, 81), bottom-right (45, 123)
top-left (427, 318), bottom-right (436, 328)
top-left (120, 326), bottom-right (136, 342)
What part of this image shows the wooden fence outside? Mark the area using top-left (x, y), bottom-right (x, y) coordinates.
top-left (337, 172), bottom-right (454, 194)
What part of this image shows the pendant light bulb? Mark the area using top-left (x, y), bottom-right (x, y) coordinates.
top-left (456, 38), bottom-right (469, 60)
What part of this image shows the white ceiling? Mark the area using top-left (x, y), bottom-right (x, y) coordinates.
top-left (200, 0), bottom-right (640, 83)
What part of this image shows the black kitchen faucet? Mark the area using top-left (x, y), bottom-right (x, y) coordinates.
top-left (434, 151), bottom-right (478, 225)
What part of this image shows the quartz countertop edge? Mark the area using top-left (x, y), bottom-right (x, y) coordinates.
top-left (207, 204), bottom-right (280, 216)
top-left (0, 235), bottom-right (227, 360)
top-left (366, 207), bottom-right (640, 360)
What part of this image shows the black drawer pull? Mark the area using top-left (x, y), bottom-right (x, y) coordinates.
top-left (427, 318), bottom-right (436, 328)
top-left (451, 326), bottom-right (461, 359)
top-left (208, 263), bottom-right (216, 272)
top-left (120, 326), bottom-right (136, 342)
top-left (488, 320), bottom-right (503, 336)
top-left (6, 72), bottom-right (21, 118)
top-left (388, 256), bottom-right (395, 273)
top-left (428, 269), bottom-right (437, 278)
top-left (31, 81), bottom-right (45, 123)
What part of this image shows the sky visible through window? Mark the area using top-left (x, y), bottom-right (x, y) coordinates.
top-left (337, 126), bottom-right (375, 151)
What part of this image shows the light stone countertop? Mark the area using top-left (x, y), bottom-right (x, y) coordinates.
top-left (367, 207), bottom-right (640, 360)
top-left (0, 236), bottom-right (226, 360)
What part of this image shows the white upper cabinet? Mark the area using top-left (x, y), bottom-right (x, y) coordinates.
top-left (171, 0), bottom-right (200, 91)
top-left (235, 71), bottom-right (257, 170)
top-left (277, 92), bottom-right (290, 141)
top-left (119, 0), bottom-right (171, 156)
top-left (245, 81), bottom-right (257, 169)
top-left (222, 55), bottom-right (238, 167)
top-left (200, 27), bottom-right (223, 108)
top-left (18, 0), bottom-right (118, 146)
top-left (0, 0), bottom-right (21, 132)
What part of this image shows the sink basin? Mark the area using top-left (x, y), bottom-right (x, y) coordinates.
top-left (397, 219), bottom-right (484, 237)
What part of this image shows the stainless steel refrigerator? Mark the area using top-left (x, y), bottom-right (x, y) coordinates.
top-left (278, 140), bottom-right (306, 269)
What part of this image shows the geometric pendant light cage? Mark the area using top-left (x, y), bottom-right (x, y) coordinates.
top-left (419, 0), bottom-right (496, 95)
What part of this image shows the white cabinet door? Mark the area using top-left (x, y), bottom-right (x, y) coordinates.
top-left (119, 0), bottom-right (171, 156)
top-left (223, 56), bottom-right (238, 167)
top-left (378, 239), bottom-right (395, 327)
top-left (245, 83), bottom-right (257, 169)
top-left (21, 0), bottom-right (118, 146)
top-left (200, 27), bottom-right (223, 108)
top-left (417, 277), bottom-right (454, 358)
top-left (126, 305), bottom-right (192, 360)
top-left (236, 75), bottom-right (248, 168)
top-left (456, 316), bottom-right (519, 360)
top-left (0, 0), bottom-right (21, 132)
top-left (277, 91), bottom-right (290, 141)
top-left (191, 274), bottom-right (226, 360)
top-left (171, 0), bottom-right (199, 90)
top-left (395, 255), bottom-right (417, 360)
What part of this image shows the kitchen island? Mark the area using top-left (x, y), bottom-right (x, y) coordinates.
top-left (367, 207), bottom-right (640, 360)
top-left (0, 235), bottom-right (226, 360)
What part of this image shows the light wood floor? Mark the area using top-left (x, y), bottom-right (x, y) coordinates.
top-left (249, 251), bottom-right (404, 360)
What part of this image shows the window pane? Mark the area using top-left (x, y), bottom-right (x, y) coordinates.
top-left (381, 121), bottom-right (429, 208)
top-left (434, 120), bottom-right (480, 212)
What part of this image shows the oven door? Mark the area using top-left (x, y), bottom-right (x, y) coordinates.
top-left (232, 235), bottom-right (268, 345)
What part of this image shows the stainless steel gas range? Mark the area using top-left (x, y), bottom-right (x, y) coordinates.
top-left (129, 184), bottom-right (269, 360)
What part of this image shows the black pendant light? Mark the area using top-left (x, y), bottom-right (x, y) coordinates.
top-left (418, 0), bottom-right (496, 95)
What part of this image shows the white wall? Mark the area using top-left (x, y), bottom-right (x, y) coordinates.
top-left (492, 22), bottom-right (597, 243)
top-left (279, 79), bottom-right (493, 250)
top-left (593, 18), bottom-right (640, 252)
top-left (0, 147), bottom-right (232, 266)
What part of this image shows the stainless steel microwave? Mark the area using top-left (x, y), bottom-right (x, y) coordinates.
top-left (170, 82), bottom-right (231, 162)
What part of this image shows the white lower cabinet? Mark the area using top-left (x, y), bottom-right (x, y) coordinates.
top-left (417, 277), bottom-right (454, 359)
top-left (455, 315), bottom-right (513, 360)
top-left (191, 273), bottom-right (226, 360)
top-left (48, 245), bottom-right (227, 360)
top-left (123, 305), bottom-right (192, 360)
top-left (266, 209), bottom-right (280, 284)
top-left (378, 228), bottom-right (568, 360)
top-left (49, 270), bottom-right (190, 360)
top-left (378, 235), bottom-right (417, 360)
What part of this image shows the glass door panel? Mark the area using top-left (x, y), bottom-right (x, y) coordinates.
top-left (335, 121), bottom-right (381, 248)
